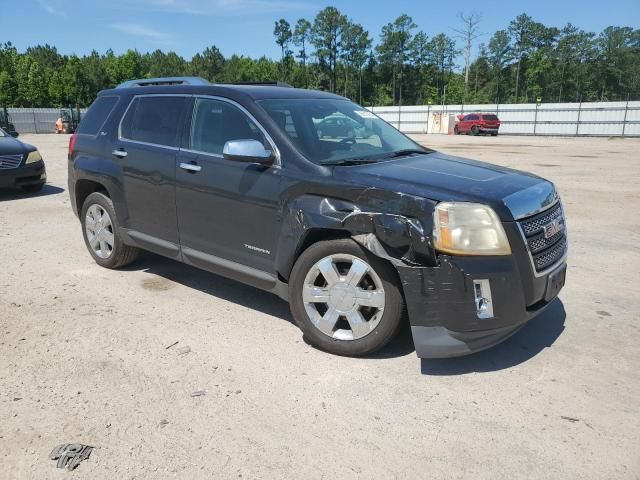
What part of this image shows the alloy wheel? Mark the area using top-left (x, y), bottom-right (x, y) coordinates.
top-left (85, 204), bottom-right (114, 259)
top-left (302, 254), bottom-right (385, 341)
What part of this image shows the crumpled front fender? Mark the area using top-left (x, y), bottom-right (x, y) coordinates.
top-left (275, 192), bottom-right (438, 281)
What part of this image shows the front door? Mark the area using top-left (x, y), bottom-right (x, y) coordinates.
top-left (115, 94), bottom-right (189, 258)
top-left (175, 97), bottom-right (283, 281)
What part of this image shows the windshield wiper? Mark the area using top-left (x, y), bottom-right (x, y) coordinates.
top-left (319, 158), bottom-right (382, 166)
top-left (319, 149), bottom-right (430, 166)
top-left (381, 149), bottom-right (429, 159)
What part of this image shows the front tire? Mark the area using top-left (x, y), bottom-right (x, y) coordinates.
top-left (471, 126), bottom-right (479, 136)
top-left (289, 239), bottom-right (404, 356)
top-left (81, 192), bottom-right (139, 269)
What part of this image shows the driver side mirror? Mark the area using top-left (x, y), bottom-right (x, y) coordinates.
top-left (10, 131), bottom-right (19, 138)
top-left (222, 139), bottom-right (274, 166)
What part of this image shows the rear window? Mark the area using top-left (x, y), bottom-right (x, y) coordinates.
top-left (483, 114), bottom-right (499, 121)
top-left (76, 96), bottom-right (118, 135)
top-left (120, 96), bottom-right (186, 147)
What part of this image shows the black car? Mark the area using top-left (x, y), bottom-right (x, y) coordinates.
top-left (0, 128), bottom-right (47, 192)
top-left (68, 77), bottom-right (567, 359)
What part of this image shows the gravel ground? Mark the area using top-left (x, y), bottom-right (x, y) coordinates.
top-left (1, 133), bottom-right (639, 479)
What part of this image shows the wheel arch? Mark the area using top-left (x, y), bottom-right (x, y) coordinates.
top-left (280, 228), bottom-right (351, 282)
top-left (75, 179), bottom-right (110, 214)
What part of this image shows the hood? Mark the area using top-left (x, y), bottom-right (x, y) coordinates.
top-left (335, 152), bottom-right (555, 221)
top-left (0, 136), bottom-right (34, 156)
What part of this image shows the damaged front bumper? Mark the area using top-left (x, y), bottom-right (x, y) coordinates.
top-left (398, 255), bottom-right (566, 358)
top-left (279, 191), bottom-right (566, 359)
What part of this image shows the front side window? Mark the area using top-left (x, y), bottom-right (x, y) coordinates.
top-left (120, 96), bottom-right (186, 147)
top-left (259, 98), bottom-right (426, 165)
top-left (190, 98), bottom-right (266, 155)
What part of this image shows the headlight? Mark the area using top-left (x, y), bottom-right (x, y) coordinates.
top-left (26, 151), bottom-right (42, 164)
top-left (433, 202), bottom-right (511, 255)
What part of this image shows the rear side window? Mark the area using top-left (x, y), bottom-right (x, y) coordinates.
top-left (76, 96), bottom-right (118, 135)
top-left (120, 96), bottom-right (186, 147)
top-left (190, 98), bottom-right (266, 155)
top-left (483, 114), bottom-right (499, 121)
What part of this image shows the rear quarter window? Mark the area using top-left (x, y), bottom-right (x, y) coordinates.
top-left (76, 96), bottom-right (118, 135)
top-left (483, 114), bottom-right (499, 121)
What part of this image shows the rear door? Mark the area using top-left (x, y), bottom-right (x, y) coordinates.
top-left (175, 96), bottom-right (283, 280)
top-left (114, 94), bottom-right (189, 258)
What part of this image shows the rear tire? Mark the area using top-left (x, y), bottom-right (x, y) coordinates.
top-left (81, 192), bottom-right (139, 269)
top-left (471, 126), bottom-right (479, 136)
top-left (491, 132), bottom-right (498, 136)
top-left (289, 239), bottom-right (404, 356)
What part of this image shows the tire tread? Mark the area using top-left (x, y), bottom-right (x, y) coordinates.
top-left (81, 192), bottom-right (139, 269)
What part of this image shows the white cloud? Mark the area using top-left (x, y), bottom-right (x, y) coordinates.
top-left (109, 23), bottom-right (170, 40)
top-left (212, 0), bottom-right (308, 14)
top-left (37, 0), bottom-right (66, 17)
top-left (109, 0), bottom-right (309, 16)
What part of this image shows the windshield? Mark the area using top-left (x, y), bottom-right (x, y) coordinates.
top-left (258, 98), bottom-right (428, 164)
top-left (0, 128), bottom-right (6, 137)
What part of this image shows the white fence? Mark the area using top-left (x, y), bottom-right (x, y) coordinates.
top-left (5, 108), bottom-right (88, 134)
top-left (5, 102), bottom-right (640, 137)
top-left (369, 101), bottom-right (640, 137)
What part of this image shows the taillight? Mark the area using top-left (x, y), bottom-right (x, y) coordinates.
top-left (68, 134), bottom-right (78, 160)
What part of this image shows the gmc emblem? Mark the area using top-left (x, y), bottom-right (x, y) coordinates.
top-left (543, 217), bottom-right (565, 239)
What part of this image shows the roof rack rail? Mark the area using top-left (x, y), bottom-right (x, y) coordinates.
top-left (116, 77), bottom-right (211, 89)
top-left (228, 81), bottom-right (293, 88)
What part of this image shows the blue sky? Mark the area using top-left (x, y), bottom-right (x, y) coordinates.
top-left (2, 0), bottom-right (639, 60)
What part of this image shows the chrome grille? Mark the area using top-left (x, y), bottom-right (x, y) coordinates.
top-left (520, 203), bottom-right (563, 236)
top-left (518, 202), bottom-right (567, 273)
top-left (0, 154), bottom-right (23, 169)
top-left (534, 237), bottom-right (567, 271)
top-left (528, 228), bottom-right (565, 254)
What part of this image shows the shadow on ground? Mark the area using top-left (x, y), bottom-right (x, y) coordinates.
top-left (0, 184), bottom-right (65, 201)
top-left (122, 252), bottom-right (565, 365)
top-left (420, 299), bottom-right (566, 375)
top-left (127, 251), bottom-right (293, 323)
top-left (125, 252), bottom-right (417, 359)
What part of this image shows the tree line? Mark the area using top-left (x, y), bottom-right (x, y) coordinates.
top-left (1, 6), bottom-right (639, 108)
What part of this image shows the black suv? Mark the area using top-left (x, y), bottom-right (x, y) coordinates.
top-left (68, 77), bottom-right (567, 358)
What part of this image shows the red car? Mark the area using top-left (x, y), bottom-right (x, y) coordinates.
top-left (454, 113), bottom-right (501, 136)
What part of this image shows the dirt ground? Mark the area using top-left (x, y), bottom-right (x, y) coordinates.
top-left (1, 133), bottom-right (639, 479)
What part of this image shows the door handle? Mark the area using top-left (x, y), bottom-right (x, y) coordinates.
top-left (112, 149), bottom-right (127, 158)
top-left (179, 162), bottom-right (202, 173)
